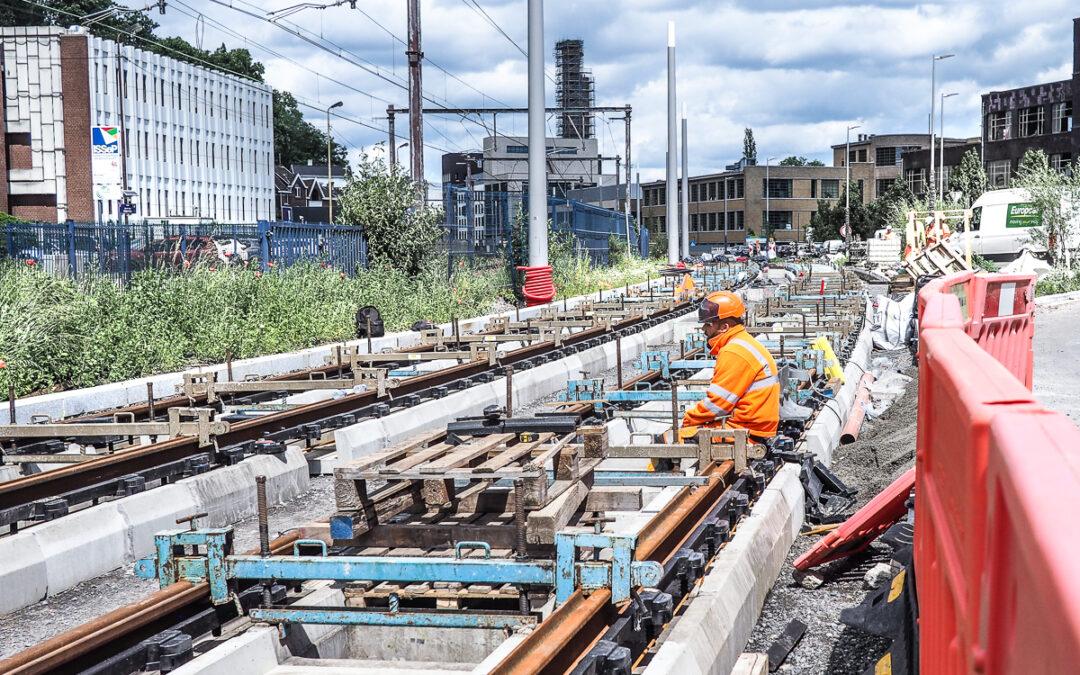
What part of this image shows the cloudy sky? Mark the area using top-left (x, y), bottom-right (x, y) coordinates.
top-left (156, 1), bottom-right (1078, 183)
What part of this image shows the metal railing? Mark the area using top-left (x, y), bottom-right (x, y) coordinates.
top-left (2, 220), bottom-right (369, 282)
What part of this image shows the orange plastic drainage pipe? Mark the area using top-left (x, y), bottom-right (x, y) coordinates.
top-left (840, 371), bottom-right (875, 445)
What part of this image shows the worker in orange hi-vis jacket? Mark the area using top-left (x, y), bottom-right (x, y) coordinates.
top-left (679, 291), bottom-right (780, 444)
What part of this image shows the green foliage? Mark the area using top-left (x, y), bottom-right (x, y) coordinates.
top-left (1015, 153), bottom-right (1080, 267)
top-left (1036, 268), bottom-right (1080, 296)
top-left (1018, 148), bottom-right (1051, 176)
top-left (337, 155), bottom-right (440, 274)
top-left (866, 178), bottom-right (919, 233)
top-left (1, 0), bottom-right (158, 41)
top-left (971, 254), bottom-right (998, 272)
top-left (779, 156), bottom-right (823, 167)
top-left (743, 128), bottom-right (757, 163)
top-left (809, 182), bottom-right (872, 241)
top-left (273, 91), bottom-right (349, 169)
top-left (946, 148), bottom-right (988, 208)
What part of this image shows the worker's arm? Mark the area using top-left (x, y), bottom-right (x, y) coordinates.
top-left (682, 351), bottom-right (759, 428)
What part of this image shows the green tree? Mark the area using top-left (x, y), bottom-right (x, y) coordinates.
top-left (1018, 148), bottom-right (1051, 176)
top-left (779, 156), bottom-right (807, 166)
top-left (867, 178), bottom-right (918, 232)
top-left (273, 92), bottom-right (349, 169)
top-left (808, 159), bottom-right (825, 166)
top-left (1015, 156), bottom-right (1080, 268)
top-left (946, 148), bottom-right (988, 207)
top-left (337, 155), bottom-right (441, 274)
top-left (809, 182), bottom-right (872, 241)
top-left (1, 0), bottom-right (158, 41)
top-left (743, 128), bottom-right (757, 163)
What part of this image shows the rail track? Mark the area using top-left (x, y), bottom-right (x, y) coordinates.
top-left (1, 264), bottom-right (865, 675)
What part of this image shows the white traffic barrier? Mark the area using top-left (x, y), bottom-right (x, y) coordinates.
top-left (0, 532), bottom-right (48, 615)
top-left (33, 503), bottom-right (129, 599)
top-left (115, 484), bottom-right (200, 559)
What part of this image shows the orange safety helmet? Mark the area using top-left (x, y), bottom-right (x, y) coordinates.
top-left (697, 290), bottom-right (745, 323)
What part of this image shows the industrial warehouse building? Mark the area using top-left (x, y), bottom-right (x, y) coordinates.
top-left (0, 25), bottom-right (274, 224)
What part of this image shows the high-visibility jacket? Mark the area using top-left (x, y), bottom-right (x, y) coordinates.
top-left (681, 324), bottom-right (780, 438)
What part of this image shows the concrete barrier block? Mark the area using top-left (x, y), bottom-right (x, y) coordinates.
top-left (178, 458), bottom-right (258, 528)
top-left (644, 464), bottom-right (804, 675)
top-left (115, 484), bottom-right (200, 559)
top-left (0, 531), bottom-right (48, 615)
top-left (170, 625), bottom-right (284, 675)
top-left (247, 448), bottom-right (310, 506)
top-left (33, 502), bottom-right (128, 596)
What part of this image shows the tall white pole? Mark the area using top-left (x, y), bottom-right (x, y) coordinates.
top-left (527, 0), bottom-right (548, 266)
top-left (665, 21), bottom-right (678, 265)
top-left (845, 124), bottom-right (860, 244)
top-left (939, 92), bottom-right (957, 200)
top-left (680, 103), bottom-right (689, 258)
top-left (929, 56), bottom-right (936, 209)
top-left (765, 159), bottom-right (771, 240)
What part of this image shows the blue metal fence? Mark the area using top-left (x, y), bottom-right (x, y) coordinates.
top-left (442, 186), bottom-right (648, 267)
top-left (1, 220), bottom-right (369, 282)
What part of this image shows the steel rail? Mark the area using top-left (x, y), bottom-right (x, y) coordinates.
top-left (0, 302), bottom-right (692, 518)
top-left (0, 532), bottom-right (303, 675)
top-left (488, 460), bottom-right (736, 675)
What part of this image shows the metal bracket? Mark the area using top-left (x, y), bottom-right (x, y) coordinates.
top-left (638, 351), bottom-right (671, 379)
top-left (0, 407), bottom-right (228, 447)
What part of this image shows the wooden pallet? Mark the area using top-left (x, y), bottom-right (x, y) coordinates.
top-left (904, 242), bottom-right (970, 278)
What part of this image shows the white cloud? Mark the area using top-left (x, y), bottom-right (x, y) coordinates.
top-left (149, 0), bottom-right (1078, 183)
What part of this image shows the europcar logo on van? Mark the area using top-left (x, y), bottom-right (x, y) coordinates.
top-left (1005, 202), bottom-right (1041, 228)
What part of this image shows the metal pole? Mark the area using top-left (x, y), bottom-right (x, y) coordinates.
top-left (8, 382), bottom-right (15, 424)
top-left (680, 105), bottom-right (689, 258)
top-left (929, 56), bottom-right (936, 209)
top-left (116, 42), bottom-right (129, 228)
top-left (666, 21), bottom-right (678, 265)
top-left (387, 105), bottom-right (397, 169)
top-left (327, 111), bottom-right (333, 223)
top-left (635, 171), bottom-right (642, 254)
top-left (845, 130), bottom-right (851, 243)
top-left (407, 0), bottom-right (425, 190)
top-left (766, 159), bottom-right (770, 242)
top-left (939, 92), bottom-right (957, 201)
top-left (624, 107), bottom-right (632, 257)
top-left (527, 0), bottom-right (548, 266)
top-left (505, 367), bottom-right (514, 418)
top-left (723, 176), bottom-right (729, 251)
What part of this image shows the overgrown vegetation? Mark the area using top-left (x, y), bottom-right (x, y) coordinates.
top-left (1015, 148), bottom-right (1080, 268)
top-left (1035, 268), bottom-right (1080, 296)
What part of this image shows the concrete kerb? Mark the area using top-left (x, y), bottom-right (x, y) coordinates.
top-left (1035, 289), bottom-right (1080, 309)
top-left (9, 280), bottom-right (665, 425)
top-left (798, 302), bottom-right (874, 465)
top-left (644, 464), bottom-right (804, 675)
top-left (332, 320), bottom-right (674, 467)
top-left (0, 447), bottom-right (310, 617)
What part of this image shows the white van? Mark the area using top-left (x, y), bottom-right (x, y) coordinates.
top-left (952, 188), bottom-right (1077, 260)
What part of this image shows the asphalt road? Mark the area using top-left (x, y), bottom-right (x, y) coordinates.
top-left (1033, 300), bottom-right (1080, 422)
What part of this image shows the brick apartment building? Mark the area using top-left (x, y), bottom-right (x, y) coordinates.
top-left (1, 26), bottom-right (274, 223)
top-left (830, 133), bottom-right (967, 199)
top-left (275, 161), bottom-right (347, 222)
top-left (639, 162), bottom-right (874, 248)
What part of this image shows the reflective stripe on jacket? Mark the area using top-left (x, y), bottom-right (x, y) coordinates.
top-left (681, 324), bottom-right (780, 438)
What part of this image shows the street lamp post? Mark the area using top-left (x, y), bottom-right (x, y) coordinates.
top-left (940, 92), bottom-right (958, 201)
top-left (845, 124), bottom-right (860, 245)
top-left (929, 53), bottom-right (954, 209)
top-left (765, 156), bottom-right (776, 241)
top-left (326, 100), bottom-right (343, 223)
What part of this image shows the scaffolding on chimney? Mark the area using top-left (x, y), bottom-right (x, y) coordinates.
top-left (555, 39), bottom-right (595, 140)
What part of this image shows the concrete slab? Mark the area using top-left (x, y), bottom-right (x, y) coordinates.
top-left (170, 626), bottom-right (283, 675)
top-left (32, 502), bottom-right (128, 597)
top-left (114, 483), bottom-right (200, 559)
top-left (643, 463), bottom-right (804, 675)
top-left (0, 531), bottom-right (48, 615)
top-left (177, 447), bottom-right (309, 528)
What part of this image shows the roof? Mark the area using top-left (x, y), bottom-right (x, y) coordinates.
top-left (290, 163), bottom-right (348, 177)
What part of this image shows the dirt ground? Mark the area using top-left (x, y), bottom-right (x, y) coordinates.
top-left (746, 347), bottom-right (918, 674)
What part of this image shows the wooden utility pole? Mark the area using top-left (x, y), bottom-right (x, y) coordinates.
top-left (406, 0), bottom-right (424, 189)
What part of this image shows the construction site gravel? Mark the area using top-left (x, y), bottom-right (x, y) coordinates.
top-left (747, 347), bottom-right (918, 674)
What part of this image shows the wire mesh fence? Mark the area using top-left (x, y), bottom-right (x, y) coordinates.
top-left (1, 220), bottom-right (368, 283)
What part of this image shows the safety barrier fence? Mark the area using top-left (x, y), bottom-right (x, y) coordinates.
top-left (916, 271), bottom-right (1080, 672)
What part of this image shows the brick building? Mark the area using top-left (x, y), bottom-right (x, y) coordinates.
top-left (639, 163), bottom-right (874, 249)
top-left (830, 133), bottom-right (967, 200)
top-left (275, 161), bottom-right (347, 222)
top-left (1, 26), bottom-right (274, 223)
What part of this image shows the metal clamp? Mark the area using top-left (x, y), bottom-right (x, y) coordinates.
top-left (454, 541), bottom-right (491, 559)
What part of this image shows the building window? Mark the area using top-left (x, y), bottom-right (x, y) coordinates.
top-left (1051, 153), bottom-right (1073, 174)
top-left (905, 168), bottom-right (925, 194)
top-left (987, 160), bottom-right (1011, 188)
top-left (691, 184), bottom-right (699, 202)
top-left (876, 179), bottom-right (895, 196)
top-left (506, 145), bottom-right (528, 154)
top-left (875, 147), bottom-right (898, 166)
top-left (733, 178), bottom-right (744, 199)
top-left (1053, 101), bottom-right (1073, 134)
top-left (723, 211), bottom-right (744, 231)
top-left (690, 213), bottom-right (699, 231)
top-left (1019, 107), bottom-right (1045, 138)
top-left (763, 210), bottom-right (793, 231)
top-left (708, 182), bottom-right (717, 200)
top-left (820, 179), bottom-right (840, 199)
top-left (811, 179), bottom-right (817, 199)
top-left (988, 111), bottom-right (1011, 141)
top-left (657, 215), bottom-right (666, 231)
top-left (763, 178), bottom-right (792, 199)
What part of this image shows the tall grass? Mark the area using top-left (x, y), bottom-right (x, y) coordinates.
top-left (0, 250), bottom-right (658, 397)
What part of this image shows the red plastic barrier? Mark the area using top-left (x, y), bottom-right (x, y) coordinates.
top-left (793, 468), bottom-right (914, 571)
top-left (980, 411), bottom-right (1080, 673)
top-left (914, 272), bottom-right (1080, 674)
top-left (517, 265), bottom-right (556, 306)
